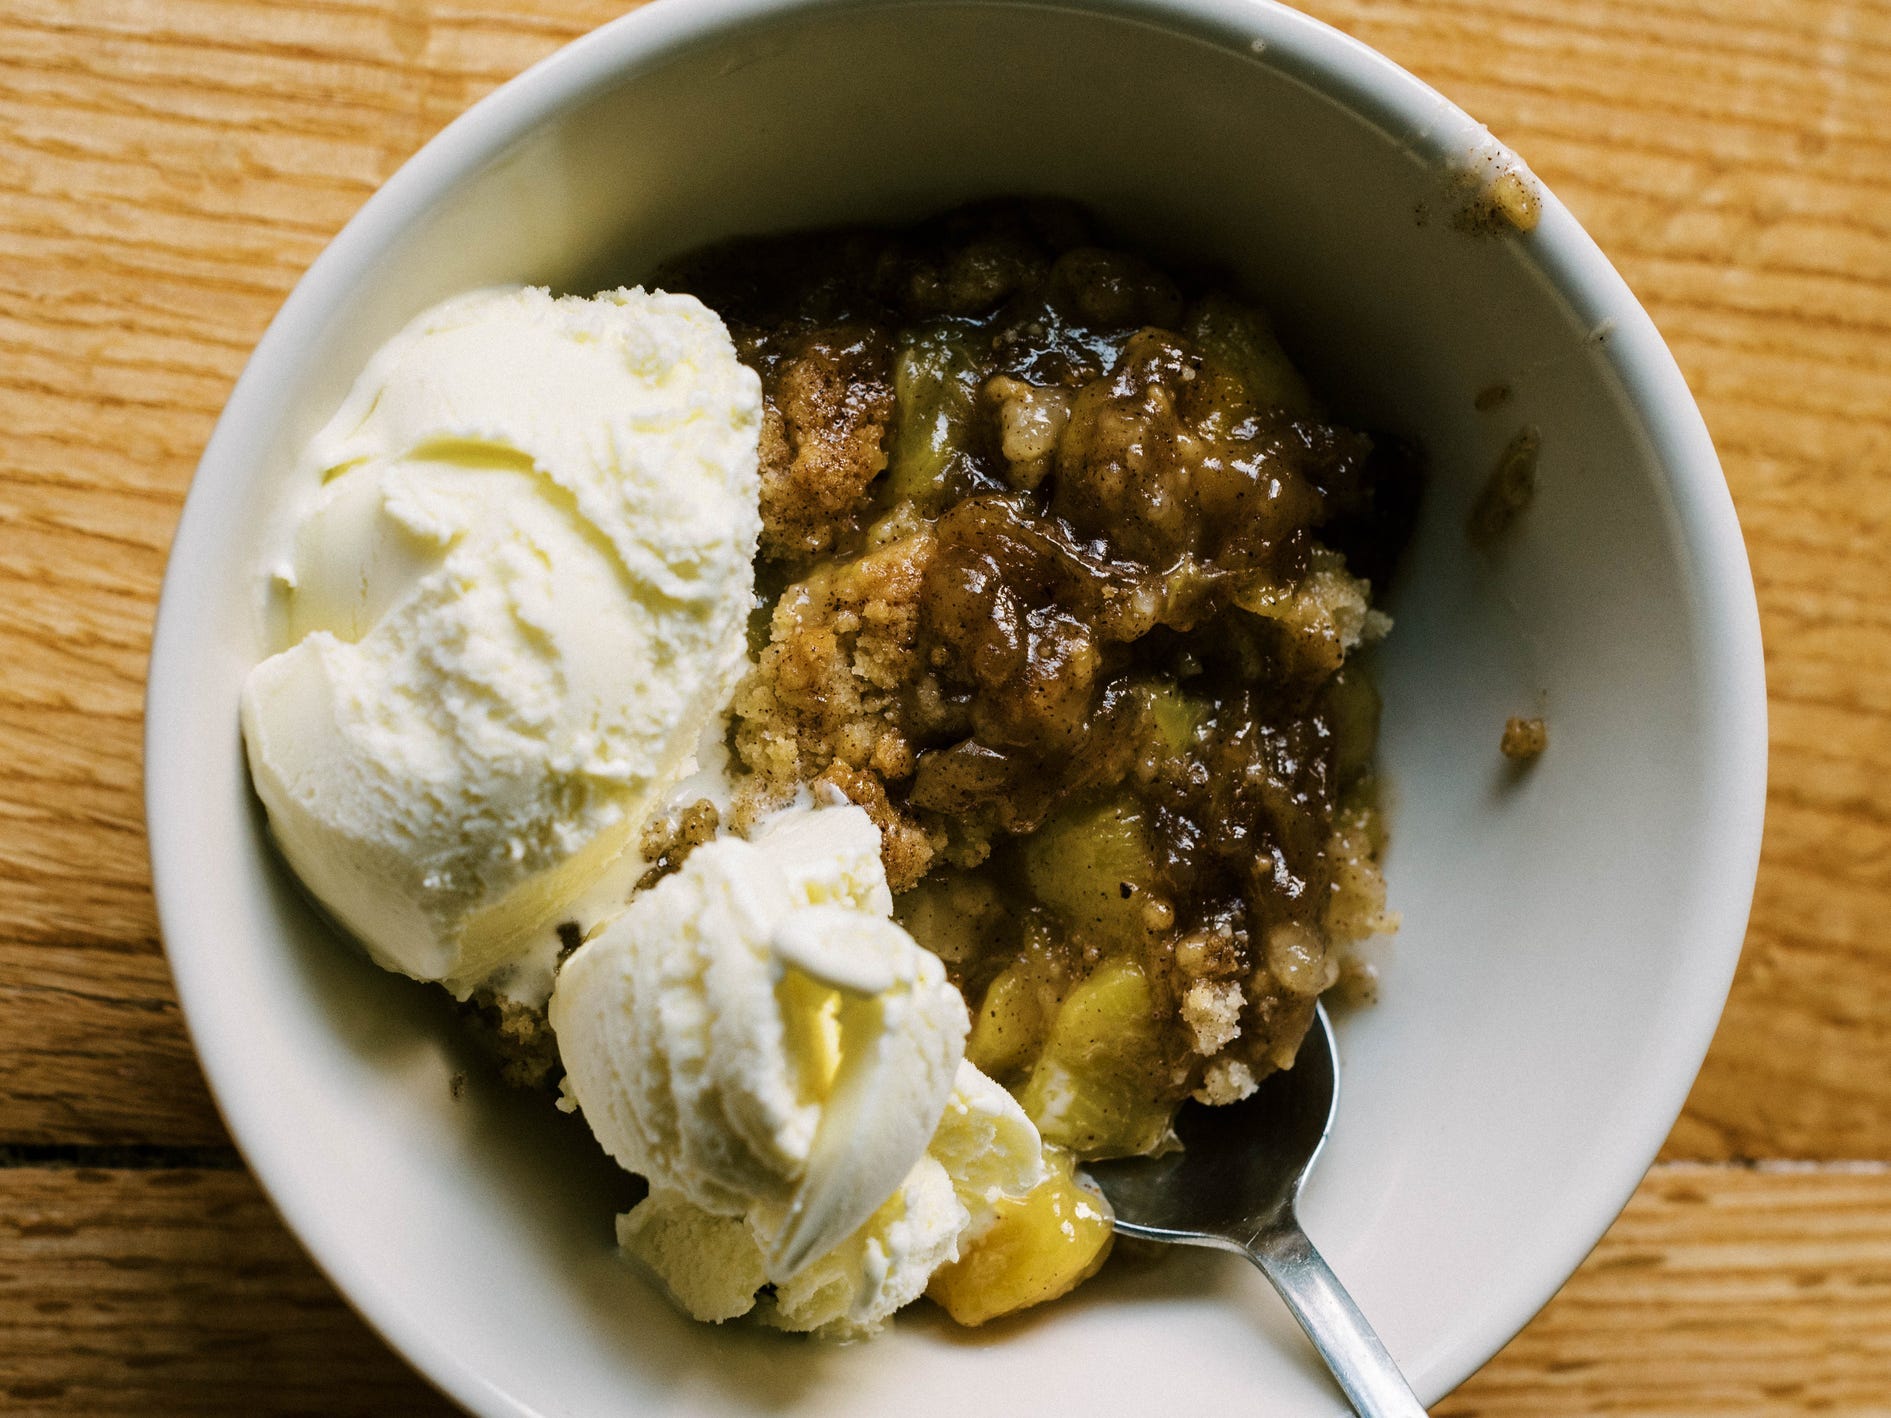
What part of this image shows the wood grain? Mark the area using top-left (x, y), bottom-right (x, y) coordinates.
top-left (0, 1164), bottom-right (456, 1416)
top-left (1440, 1164), bottom-right (1891, 1417)
top-left (1, 0), bottom-right (1889, 1413)
top-left (0, 1162), bottom-right (1884, 1416)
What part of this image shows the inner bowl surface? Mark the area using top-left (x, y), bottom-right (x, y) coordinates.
top-left (146, 1), bottom-right (1766, 1414)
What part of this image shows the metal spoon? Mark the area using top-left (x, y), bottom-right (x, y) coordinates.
top-left (1084, 1005), bottom-right (1426, 1417)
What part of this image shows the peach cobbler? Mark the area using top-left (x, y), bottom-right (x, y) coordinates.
top-left (245, 197), bottom-right (1414, 1338)
top-left (666, 200), bottom-right (1415, 1163)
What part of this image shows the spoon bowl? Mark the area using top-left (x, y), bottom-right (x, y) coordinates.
top-left (1086, 1006), bottom-right (1425, 1417)
top-left (1090, 1006), bottom-right (1339, 1244)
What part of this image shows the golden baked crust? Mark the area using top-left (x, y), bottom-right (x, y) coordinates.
top-left (749, 326), bottom-right (895, 563)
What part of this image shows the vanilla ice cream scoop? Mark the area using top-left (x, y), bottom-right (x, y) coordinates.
top-left (550, 804), bottom-right (976, 1280)
top-left (241, 286), bottom-right (761, 994)
top-left (757, 1058), bottom-right (1046, 1336)
top-left (615, 1059), bottom-right (1046, 1337)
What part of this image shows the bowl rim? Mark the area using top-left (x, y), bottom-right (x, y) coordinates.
top-left (145, 0), bottom-right (1768, 1411)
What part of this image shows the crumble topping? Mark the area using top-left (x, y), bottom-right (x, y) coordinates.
top-left (460, 990), bottom-right (561, 1091)
top-left (660, 202), bottom-right (1417, 1153)
top-left (637, 798), bottom-right (722, 891)
top-left (750, 326), bottom-right (895, 563)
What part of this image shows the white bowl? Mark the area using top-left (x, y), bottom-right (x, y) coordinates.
top-left (145, 0), bottom-right (1767, 1412)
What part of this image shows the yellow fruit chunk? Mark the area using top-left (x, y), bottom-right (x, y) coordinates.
top-left (965, 931), bottom-right (1070, 1085)
top-left (1184, 294), bottom-right (1317, 418)
top-left (927, 1150), bottom-right (1114, 1327)
top-left (1019, 956), bottom-right (1176, 1158)
top-left (886, 331), bottom-right (981, 507)
top-left (894, 871), bottom-right (1005, 969)
top-left (1021, 796), bottom-right (1160, 950)
top-left (1321, 663), bottom-right (1382, 787)
top-left (1141, 680), bottom-right (1208, 754)
top-left (966, 963), bottom-right (1046, 1083)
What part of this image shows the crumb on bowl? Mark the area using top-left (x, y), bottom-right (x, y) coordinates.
top-left (1469, 426), bottom-right (1541, 546)
top-left (1501, 716), bottom-right (1549, 761)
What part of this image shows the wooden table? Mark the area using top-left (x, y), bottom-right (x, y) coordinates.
top-left (3, 0), bottom-right (1888, 1411)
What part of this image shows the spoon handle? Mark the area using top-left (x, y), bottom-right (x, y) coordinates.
top-left (1243, 1213), bottom-right (1428, 1418)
